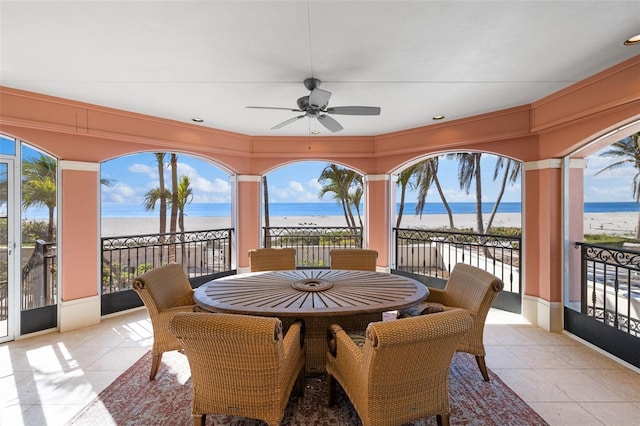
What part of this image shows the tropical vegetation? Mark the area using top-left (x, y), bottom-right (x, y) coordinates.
top-left (22, 154), bottom-right (57, 241)
top-left (143, 153), bottom-right (194, 235)
top-left (595, 132), bottom-right (640, 239)
top-left (317, 164), bottom-right (363, 229)
top-left (396, 153), bottom-right (521, 235)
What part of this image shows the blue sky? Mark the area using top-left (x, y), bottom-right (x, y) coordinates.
top-left (582, 150), bottom-right (636, 203)
top-left (98, 145), bottom-right (637, 206)
top-left (100, 153), bottom-right (525, 205)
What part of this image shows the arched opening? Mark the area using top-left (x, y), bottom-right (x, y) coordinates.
top-left (392, 151), bottom-right (523, 313)
top-left (260, 160), bottom-right (365, 267)
top-left (565, 126), bottom-right (640, 368)
top-left (99, 152), bottom-right (234, 315)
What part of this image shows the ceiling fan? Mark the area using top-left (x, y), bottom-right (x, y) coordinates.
top-left (246, 78), bottom-right (381, 132)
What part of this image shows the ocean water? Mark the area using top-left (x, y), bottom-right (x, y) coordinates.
top-left (21, 201), bottom-right (638, 220)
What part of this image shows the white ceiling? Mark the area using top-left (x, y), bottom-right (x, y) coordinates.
top-left (1, 1), bottom-right (639, 137)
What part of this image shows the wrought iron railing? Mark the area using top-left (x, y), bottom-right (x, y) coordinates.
top-left (393, 228), bottom-right (521, 294)
top-left (21, 240), bottom-right (57, 309)
top-left (575, 242), bottom-right (640, 336)
top-left (101, 229), bottom-right (233, 294)
top-left (263, 226), bottom-right (363, 267)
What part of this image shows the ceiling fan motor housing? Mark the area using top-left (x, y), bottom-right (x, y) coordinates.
top-left (303, 77), bottom-right (321, 91)
top-left (297, 96), bottom-right (310, 110)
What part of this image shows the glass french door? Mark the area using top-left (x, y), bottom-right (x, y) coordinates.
top-left (0, 159), bottom-right (16, 342)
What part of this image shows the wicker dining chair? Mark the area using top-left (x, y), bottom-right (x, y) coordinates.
top-left (326, 309), bottom-right (472, 426)
top-left (249, 247), bottom-right (297, 272)
top-left (329, 248), bottom-right (378, 271)
top-left (132, 262), bottom-right (196, 380)
top-left (169, 312), bottom-right (306, 426)
top-left (399, 262), bottom-right (504, 381)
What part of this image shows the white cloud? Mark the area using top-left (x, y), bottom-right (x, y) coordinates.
top-left (101, 182), bottom-right (140, 203)
top-left (191, 176), bottom-right (229, 194)
top-left (307, 178), bottom-right (322, 191)
top-left (267, 179), bottom-right (325, 202)
top-left (177, 162), bottom-right (197, 176)
top-left (129, 163), bottom-right (157, 179)
top-left (288, 181), bottom-right (304, 193)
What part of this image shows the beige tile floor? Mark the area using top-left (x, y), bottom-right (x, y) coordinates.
top-left (2, 308), bottom-right (640, 425)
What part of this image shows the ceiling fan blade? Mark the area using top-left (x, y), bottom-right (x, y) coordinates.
top-left (272, 115), bottom-right (305, 129)
top-left (309, 88), bottom-right (331, 109)
top-left (246, 106), bottom-right (301, 112)
top-left (326, 106), bottom-right (381, 116)
top-left (317, 114), bottom-right (343, 132)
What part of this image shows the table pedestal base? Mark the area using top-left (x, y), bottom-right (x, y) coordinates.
top-left (284, 313), bottom-right (382, 373)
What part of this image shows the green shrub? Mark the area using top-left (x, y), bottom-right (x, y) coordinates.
top-left (22, 220), bottom-right (51, 244)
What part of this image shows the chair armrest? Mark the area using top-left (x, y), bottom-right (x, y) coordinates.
top-left (426, 287), bottom-right (447, 304)
top-left (327, 324), bottom-right (363, 366)
top-left (158, 304), bottom-right (196, 316)
top-left (281, 320), bottom-right (305, 376)
top-left (283, 319), bottom-right (305, 352)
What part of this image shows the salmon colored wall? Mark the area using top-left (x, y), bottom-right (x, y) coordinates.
top-left (366, 176), bottom-right (391, 268)
top-left (523, 163), bottom-right (563, 302)
top-left (60, 165), bottom-right (99, 301)
top-left (532, 56), bottom-right (640, 133)
top-left (236, 176), bottom-right (261, 269)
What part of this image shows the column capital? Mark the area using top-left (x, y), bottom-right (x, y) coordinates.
top-left (235, 175), bottom-right (261, 182)
top-left (59, 160), bottom-right (99, 171)
top-left (523, 159), bottom-right (562, 171)
top-left (365, 174), bottom-right (390, 182)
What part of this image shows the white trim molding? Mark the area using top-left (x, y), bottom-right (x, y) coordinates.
top-left (569, 158), bottom-right (588, 169)
top-left (59, 160), bottom-right (100, 172)
top-left (522, 294), bottom-right (563, 332)
top-left (59, 295), bottom-right (101, 332)
top-left (236, 175), bottom-right (262, 182)
top-left (365, 174), bottom-right (390, 182)
top-left (523, 159), bottom-right (562, 171)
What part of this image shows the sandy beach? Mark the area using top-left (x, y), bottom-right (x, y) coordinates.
top-left (101, 212), bottom-right (637, 238)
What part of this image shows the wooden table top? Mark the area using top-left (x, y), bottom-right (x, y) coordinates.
top-left (194, 269), bottom-right (429, 317)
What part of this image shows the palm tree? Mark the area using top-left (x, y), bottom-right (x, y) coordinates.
top-left (154, 153), bottom-right (167, 236)
top-left (396, 157), bottom-right (455, 229)
top-left (395, 164), bottom-right (417, 228)
top-left (485, 157), bottom-right (521, 233)
top-left (22, 154), bottom-right (56, 241)
top-left (318, 164), bottom-right (361, 228)
top-left (168, 154), bottom-right (179, 261)
top-left (449, 152), bottom-right (484, 233)
top-left (349, 185), bottom-right (364, 229)
top-left (143, 187), bottom-right (171, 215)
top-left (176, 175), bottom-right (193, 233)
top-left (595, 132), bottom-right (640, 239)
top-left (414, 157), bottom-right (455, 229)
top-left (263, 175), bottom-right (270, 247)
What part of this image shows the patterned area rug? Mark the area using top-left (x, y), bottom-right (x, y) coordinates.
top-left (69, 350), bottom-right (548, 425)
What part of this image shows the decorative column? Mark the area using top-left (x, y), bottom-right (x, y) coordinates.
top-left (567, 159), bottom-right (587, 311)
top-left (522, 159), bottom-right (563, 331)
top-left (59, 160), bottom-right (101, 331)
top-left (234, 175), bottom-right (261, 273)
top-left (365, 174), bottom-right (392, 271)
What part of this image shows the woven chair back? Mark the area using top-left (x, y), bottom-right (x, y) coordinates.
top-left (249, 247), bottom-right (296, 272)
top-left (329, 249), bottom-right (378, 271)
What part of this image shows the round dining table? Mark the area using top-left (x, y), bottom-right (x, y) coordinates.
top-left (194, 269), bottom-right (429, 373)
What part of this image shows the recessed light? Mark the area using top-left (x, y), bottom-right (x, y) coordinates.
top-left (432, 115), bottom-right (445, 120)
top-left (192, 118), bottom-right (204, 123)
top-left (624, 33), bottom-right (640, 46)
